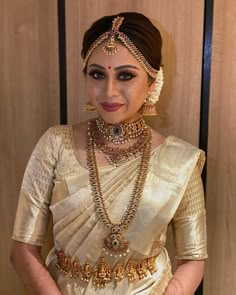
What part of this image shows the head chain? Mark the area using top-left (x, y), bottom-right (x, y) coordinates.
top-left (83, 16), bottom-right (159, 79)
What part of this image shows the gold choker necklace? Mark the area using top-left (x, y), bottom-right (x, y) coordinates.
top-left (96, 117), bottom-right (146, 144)
top-left (90, 119), bottom-right (151, 166)
top-left (86, 120), bottom-right (152, 257)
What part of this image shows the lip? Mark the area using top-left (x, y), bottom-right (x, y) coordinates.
top-left (101, 102), bottom-right (123, 112)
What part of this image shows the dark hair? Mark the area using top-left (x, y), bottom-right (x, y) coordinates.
top-left (81, 12), bottom-right (162, 73)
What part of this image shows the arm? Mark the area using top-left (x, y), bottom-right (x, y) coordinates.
top-left (164, 259), bottom-right (205, 295)
top-left (10, 241), bottom-right (61, 295)
top-left (165, 163), bottom-right (208, 294)
top-left (11, 128), bottom-right (60, 294)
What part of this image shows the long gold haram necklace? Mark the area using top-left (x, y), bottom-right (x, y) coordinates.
top-left (86, 120), bottom-right (152, 257)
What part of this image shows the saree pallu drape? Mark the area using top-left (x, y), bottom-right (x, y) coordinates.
top-left (12, 126), bottom-right (207, 294)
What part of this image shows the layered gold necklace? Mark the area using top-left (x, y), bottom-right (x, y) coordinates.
top-left (86, 118), bottom-right (152, 257)
top-left (90, 117), bottom-right (151, 166)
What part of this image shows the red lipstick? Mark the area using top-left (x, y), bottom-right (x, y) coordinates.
top-left (101, 102), bottom-right (123, 112)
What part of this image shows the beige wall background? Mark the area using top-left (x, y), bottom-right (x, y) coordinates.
top-left (0, 1), bottom-right (60, 294)
top-left (204, 0), bottom-right (236, 293)
top-left (0, 0), bottom-right (235, 294)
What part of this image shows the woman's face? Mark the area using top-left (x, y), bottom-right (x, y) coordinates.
top-left (85, 42), bottom-right (153, 124)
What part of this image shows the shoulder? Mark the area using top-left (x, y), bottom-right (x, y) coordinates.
top-left (151, 130), bottom-right (204, 158)
top-left (165, 135), bottom-right (202, 152)
top-left (157, 135), bottom-right (205, 174)
top-left (47, 125), bottom-right (71, 137)
top-left (37, 125), bottom-right (72, 152)
top-left (71, 121), bottom-right (88, 137)
top-left (47, 121), bottom-right (89, 152)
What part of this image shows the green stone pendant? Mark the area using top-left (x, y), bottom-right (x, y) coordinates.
top-left (103, 232), bottom-right (129, 256)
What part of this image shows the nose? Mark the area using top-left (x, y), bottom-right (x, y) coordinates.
top-left (104, 77), bottom-right (119, 98)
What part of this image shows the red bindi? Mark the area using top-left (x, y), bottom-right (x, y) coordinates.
top-left (108, 66), bottom-right (111, 69)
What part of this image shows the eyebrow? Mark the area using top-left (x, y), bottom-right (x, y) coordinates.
top-left (88, 63), bottom-right (140, 71)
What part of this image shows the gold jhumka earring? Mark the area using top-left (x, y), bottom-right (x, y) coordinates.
top-left (141, 67), bottom-right (164, 116)
top-left (140, 99), bottom-right (158, 116)
top-left (84, 101), bottom-right (96, 113)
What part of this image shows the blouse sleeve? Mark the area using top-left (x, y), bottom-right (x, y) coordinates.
top-left (171, 164), bottom-right (208, 260)
top-left (12, 127), bottom-right (58, 246)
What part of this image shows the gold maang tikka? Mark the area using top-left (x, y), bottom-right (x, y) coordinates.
top-left (102, 16), bottom-right (124, 55)
top-left (83, 16), bottom-right (159, 79)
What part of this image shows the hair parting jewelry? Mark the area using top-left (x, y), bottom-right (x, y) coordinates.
top-left (86, 118), bottom-right (152, 256)
top-left (83, 16), bottom-right (158, 79)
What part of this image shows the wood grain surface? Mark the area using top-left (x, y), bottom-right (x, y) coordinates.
top-left (0, 1), bottom-right (60, 294)
top-left (204, 0), bottom-right (236, 293)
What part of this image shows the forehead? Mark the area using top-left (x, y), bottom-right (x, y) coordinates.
top-left (87, 42), bottom-right (143, 69)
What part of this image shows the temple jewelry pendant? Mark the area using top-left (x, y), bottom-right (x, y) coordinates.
top-left (136, 258), bottom-right (148, 279)
top-left (55, 250), bottom-right (71, 274)
top-left (81, 261), bottom-right (93, 282)
top-left (103, 230), bottom-right (129, 256)
top-left (93, 256), bottom-right (112, 288)
top-left (70, 259), bottom-right (81, 278)
top-left (113, 262), bottom-right (125, 283)
top-left (126, 260), bottom-right (137, 282)
top-left (147, 256), bottom-right (158, 274)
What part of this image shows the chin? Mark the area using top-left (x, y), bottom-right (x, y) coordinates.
top-left (99, 114), bottom-right (122, 124)
top-left (99, 114), bottom-right (142, 125)
top-left (97, 107), bottom-right (142, 124)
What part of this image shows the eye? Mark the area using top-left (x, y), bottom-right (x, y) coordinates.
top-left (118, 71), bottom-right (136, 81)
top-left (88, 70), bottom-right (105, 80)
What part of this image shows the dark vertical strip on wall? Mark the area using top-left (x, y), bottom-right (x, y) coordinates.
top-left (57, 0), bottom-right (67, 124)
top-left (196, 0), bottom-right (214, 295)
top-left (199, 0), bottom-right (214, 185)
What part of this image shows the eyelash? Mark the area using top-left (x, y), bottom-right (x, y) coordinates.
top-left (88, 71), bottom-right (136, 81)
top-left (119, 72), bottom-right (136, 81)
top-left (88, 71), bottom-right (104, 80)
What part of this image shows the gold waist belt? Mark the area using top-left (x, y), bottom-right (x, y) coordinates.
top-left (55, 249), bottom-right (158, 288)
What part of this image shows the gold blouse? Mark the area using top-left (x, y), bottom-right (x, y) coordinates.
top-left (12, 125), bottom-right (207, 294)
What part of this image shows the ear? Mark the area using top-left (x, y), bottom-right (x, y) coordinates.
top-left (148, 77), bottom-right (156, 92)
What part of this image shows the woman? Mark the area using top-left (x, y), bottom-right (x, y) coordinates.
top-left (10, 12), bottom-right (207, 294)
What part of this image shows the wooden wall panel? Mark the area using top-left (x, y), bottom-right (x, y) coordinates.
top-left (204, 0), bottom-right (236, 294)
top-left (0, 1), bottom-right (60, 294)
top-left (66, 0), bottom-right (204, 145)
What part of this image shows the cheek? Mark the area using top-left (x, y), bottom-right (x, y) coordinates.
top-left (86, 81), bottom-right (102, 100)
top-left (125, 82), bottom-right (148, 102)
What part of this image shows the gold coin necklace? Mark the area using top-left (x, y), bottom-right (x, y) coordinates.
top-left (86, 119), bottom-right (152, 257)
